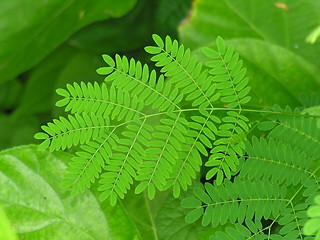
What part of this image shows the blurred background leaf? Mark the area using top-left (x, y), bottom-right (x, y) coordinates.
top-left (0, 0), bottom-right (191, 151)
top-left (0, 0), bottom-right (137, 83)
top-left (1, 1), bottom-right (319, 239)
top-left (0, 205), bottom-right (18, 240)
top-left (0, 145), bottom-right (219, 240)
top-left (179, 0), bottom-right (320, 108)
top-left (0, 145), bottom-right (141, 240)
top-left (121, 182), bottom-right (218, 240)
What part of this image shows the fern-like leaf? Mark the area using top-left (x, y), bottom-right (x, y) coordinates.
top-left (56, 82), bottom-right (145, 121)
top-left (62, 131), bottom-right (119, 193)
top-left (34, 113), bottom-right (110, 152)
top-left (241, 136), bottom-right (314, 186)
top-left (209, 223), bottom-right (267, 240)
top-left (203, 37), bottom-right (251, 185)
top-left (135, 112), bottom-right (190, 198)
top-left (35, 35), bottom-right (252, 205)
top-left (182, 179), bottom-right (287, 227)
top-left (99, 119), bottom-right (152, 205)
top-left (259, 105), bottom-right (320, 159)
top-left (97, 54), bottom-right (182, 111)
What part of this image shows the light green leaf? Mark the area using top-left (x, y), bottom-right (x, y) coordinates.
top-left (0, 145), bottom-right (140, 240)
top-left (185, 208), bottom-right (204, 223)
top-left (306, 25), bottom-right (320, 44)
top-left (302, 105), bottom-right (320, 129)
top-left (0, 0), bottom-right (136, 83)
top-left (0, 206), bottom-right (18, 240)
top-left (52, 52), bottom-right (106, 117)
top-left (304, 195), bottom-right (320, 238)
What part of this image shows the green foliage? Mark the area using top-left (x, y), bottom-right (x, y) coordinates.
top-left (35, 35), bottom-right (251, 205)
top-left (304, 195), bottom-right (320, 239)
top-left (34, 30), bottom-right (320, 239)
top-left (1, 1), bottom-right (320, 239)
top-left (121, 181), bottom-right (218, 240)
top-left (0, 145), bottom-right (140, 240)
top-left (179, 0), bottom-right (320, 107)
top-left (0, 206), bottom-right (18, 240)
top-left (0, 0), bottom-right (136, 84)
top-left (241, 137), bottom-right (312, 186)
top-left (0, 145), bottom-right (220, 240)
top-left (182, 179), bottom-right (287, 227)
top-left (184, 108), bottom-right (320, 239)
top-left (258, 105), bottom-right (320, 158)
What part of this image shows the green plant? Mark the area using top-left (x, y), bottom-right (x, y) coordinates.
top-left (35, 35), bottom-right (320, 239)
top-left (183, 106), bottom-right (320, 239)
top-left (1, 1), bottom-right (319, 239)
top-left (35, 35), bottom-right (251, 205)
top-left (304, 195), bottom-right (320, 239)
top-left (0, 205), bottom-right (18, 240)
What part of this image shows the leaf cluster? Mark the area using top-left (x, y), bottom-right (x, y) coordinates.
top-left (184, 106), bottom-right (320, 239)
top-left (35, 35), bottom-right (251, 206)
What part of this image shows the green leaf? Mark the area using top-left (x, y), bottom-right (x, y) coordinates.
top-left (52, 53), bottom-right (107, 117)
top-left (152, 34), bottom-right (165, 48)
top-left (135, 181), bottom-right (148, 194)
top-left (304, 195), bottom-right (320, 237)
top-left (202, 47), bottom-right (220, 59)
top-left (216, 36), bottom-right (225, 54)
top-left (66, 1), bottom-right (150, 54)
top-left (0, 145), bottom-right (140, 240)
top-left (0, 206), bottom-right (18, 240)
top-left (181, 0), bottom-right (320, 66)
top-left (306, 25), bottom-right (320, 44)
top-left (122, 182), bottom-right (218, 240)
top-left (181, 197), bottom-right (202, 208)
top-left (145, 46), bottom-right (162, 54)
top-left (258, 121), bottom-right (277, 131)
top-left (0, 115), bottom-right (39, 150)
top-left (0, 0), bottom-right (136, 83)
top-left (302, 105), bottom-right (320, 129)
top-left (102, 54), bottom-right (116, 68)
top-left (193, 188), bottom-right (211, 204)
top-left (180, 0), bottom-right (320, 107)
top-left (0, 79), bottom-right (22, 110)
top-left (185, 208), bottom-right (204, 223)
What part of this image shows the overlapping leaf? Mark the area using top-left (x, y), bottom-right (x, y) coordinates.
top-left (241, 136), bottom-right (313, 186)
top-left (259, 105), bottom-right (320, 159)
top-left (182, 179), bottom-right (287, 227)
top-left (203, 37), bottom-right (250, 184)
top-left (36, 35), bottom-right (252, 205)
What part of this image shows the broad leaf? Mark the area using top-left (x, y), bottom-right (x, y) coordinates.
top-left (0, 206), bottom-right (18, 240)
top-left (0, 0), bottom-right (136, 83)
top-left (0, 115), bottom-right (39, 150)
top-left (179, 0), bottom-right (320, 107)
top-left (0, 145), bottom-right (140, 240)
top-left (15, 46), bottom-right (76, 116)
top-left (0, 79), bottom-right (22, 111)
top-left (180, 0), bottom-right (320, 67)
top-left (69, 0), bottom-right (192, 54)
top-left (122, 183), bottom-right (220, 240)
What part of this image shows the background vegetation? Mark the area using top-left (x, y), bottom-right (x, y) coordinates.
top-left (0, 0), bottom-right (319, 239)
